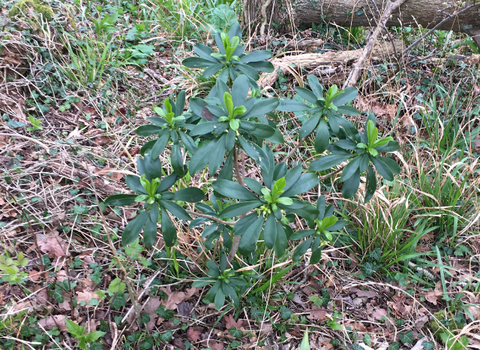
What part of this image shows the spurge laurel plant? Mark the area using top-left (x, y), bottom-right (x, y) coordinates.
top-left (104, 22), bottom-right (400, 309)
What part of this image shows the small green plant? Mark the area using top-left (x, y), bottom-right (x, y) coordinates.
top-left (103, 20), bottom-right (400, 310)
top-left (65, 319), bottom-right (105, 349)
top-left (27, 114), bottom-right (43, 132)
top-left (0, 252), bottom-right (29, 284)
top-left (300, 328), bottom-right (311, 350)
top-left (192, 258), bottom-right (247, 309)
top-left (182, 23), bottom-right (274, 88)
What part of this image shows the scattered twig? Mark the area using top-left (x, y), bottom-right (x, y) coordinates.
top-left (83, 158), bottom-right (142, 328)
top-left (0, 132), bottom-right (50, 152)
top-left (186, 210), bottom-right (236, 226)
top-left (402, 2), bottom-right (480, 55)
top-left (344, 0), bottom-right (408, 88)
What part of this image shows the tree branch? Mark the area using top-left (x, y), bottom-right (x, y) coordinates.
top-left (344, 0), bottom-right (408, 88)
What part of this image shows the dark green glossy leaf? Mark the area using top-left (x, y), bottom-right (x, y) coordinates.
top-left (171, 143), bottom-right (184, 176)
top-left (182, 57), bottom-right (214, 68)
top-left (219, 200), bottom-right (262, 218)
top-left (310, 246), bottom-right (322, 264)
top-left (336, 105), bottom-right (361, 116)
top-left (299, 114), bottom-right (321, 139)
top-left (370, 156), bottom-right (394, 181)
top-left (193, 44), bottom-right (217, 61)
top-left (235, 63), bottom-right (259, 80)
top-left (293, 237), bottom-right (313, 261)
top-left (335, 139), bottom-right (357, 150)
top-left (276, 99), bottom-right (309, 112)
top-left (263, 214), bottom-right (277, 249)
top-left (160, 200), bottom-right (191, 221)
top-left (176, 90), bottom-right (186, 114)
top-left (136, 125), bottom-right (163, 136)
top-left (122, 210), bottom-right (149, 245)
top-left (379, 156), bottom-right (400, 175)
top-left (342, 169), bottom-right (360, 198)
top-left (149, 117), bottom-right (168, 127)
top-left (340, 156), bottom-right (362, 182)
top-left (179, 131), bottom-right (197, 153)
top-left (190, 121), bottom-right (217, 136)
top-left (151, 133), bottom-right (170, 159)
top-left (238, 215), bottom-right (265, 255)
top-left (240, 50), bottom-right (271, 63)
top-left (213, 179), bottom-right (258, 201)
top-left (232, 75), bottom-right (249, 107)
top-left (242, 98), bottom-right (279, 119)
top-left (140, 153), bottom-right (163, 181)
top-left (358, 153), bottom-right (369, 174)
top-left (295, 87), bottom-right (318, 104)
top-left (282, 173), bottom-right (319, 197)
top-left (238, 135), bottom-right (263, 162)
top-left (244, 177), bottom-right (263, 195)
top-left (315, 119), bottom-right (330, 153)
top-left (209, 136), bottom-right (226, 175)
top-left (161, 206), bottom-right (176, 247)
top-left (365, 165), bottom-right (376, 203)
top-left (157, 174), bottom-right (178, 193)
top-left (310, 154), bottom-right (352, 172)
top-left (202, 63), bottom-right (225, 78)
top-left (331, 87), bottom-right (357, 106)
top-left (284, 165), bottom-right (303, 192)
top-left (290, 229), bottom-right (315, 240)
top-left (189, 141), bottom-right (216, 175)
top-left (104, 194), bottom-right (137, 206)
top-left (218, 151), bottom-right (233, 180)
top-left (126, 175), bottom-right (147, 194)
top-left (247, 61), bottom-right (274, 72)
top-left (248, 123), bottom-right (276, 139)
top-left (307, 75), bottom-right (323, 97)
top-left (274, 222), bottom-right (287, 257)
top-left (173, 187), bottom-right (204, 202)
top-left (376, 141), bottom-right (399, 153)
top-left (144, 204), bottom-right (159, 248)
top-left (233, 213), bottom-right (258, 236)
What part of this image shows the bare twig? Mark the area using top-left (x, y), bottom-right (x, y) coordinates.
top-left (402, 2), bottom-right (480, 55)
top-left (344, 0), bottom-right (408, 88)
top-left (186, 210), bottom-right (236, 226)
top-left (83, 158), bottom-right (142, 328)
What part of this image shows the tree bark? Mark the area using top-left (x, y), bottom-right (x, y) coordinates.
top-left (242, 0), bottom-right (480, 47)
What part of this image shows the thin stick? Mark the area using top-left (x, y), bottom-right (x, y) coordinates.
top-left (186, 210), bottom-right (236, 226)
top-left (0, 132), bottom-right (49, 152)
top-left (83, 158), bottom-right (142, 328)
top-left (228, 146), bottom-right (246, 263)
top-left (344, 0), bottom-right (407, 88)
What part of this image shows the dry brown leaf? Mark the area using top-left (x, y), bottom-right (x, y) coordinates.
top-left (371, 308), bottom-right (388, 321)
top-left (351, 288), bottom-right (378, 298)
top-left (143, 296), bottom-right (162, 331)
top-left (187, 327), bottom-right (202, 342)
top-left (207, 340), bottom-right (224, 350)
top-left (224, 314), bottom-right (244, 329)
top-left (39, 315), bottom-right (67, 331)
top-left (424, 281), bottom-right (443, 305)
top-left (35, 287), bottom-right (49, 307)
top-left (160, 287), bottom-right (187, 310)
top-left (36, 232), bottom-right (70, 259)
top-left (14, 300), bottom-right (37, 312)
top-left (307, 307), bottom-right (327, 321)
top-left (76, 290), bottom-right (100, 306)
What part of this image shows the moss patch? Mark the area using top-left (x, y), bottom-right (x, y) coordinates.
top-left (8, 0), bottom-right (54, 20)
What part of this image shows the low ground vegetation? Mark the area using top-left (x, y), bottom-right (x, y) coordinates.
top-left (0, 0), bottom-right (479, 349)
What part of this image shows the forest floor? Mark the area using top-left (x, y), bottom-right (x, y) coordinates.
top-left (1, 1), bottom-right (480, 349)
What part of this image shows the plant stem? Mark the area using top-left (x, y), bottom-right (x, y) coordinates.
top-left (228, 146), bottom-right (245, 263)
top-left (85, 162), bottom-right (142, 328)
top-left (186, 210), bottom-right (236, 226)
